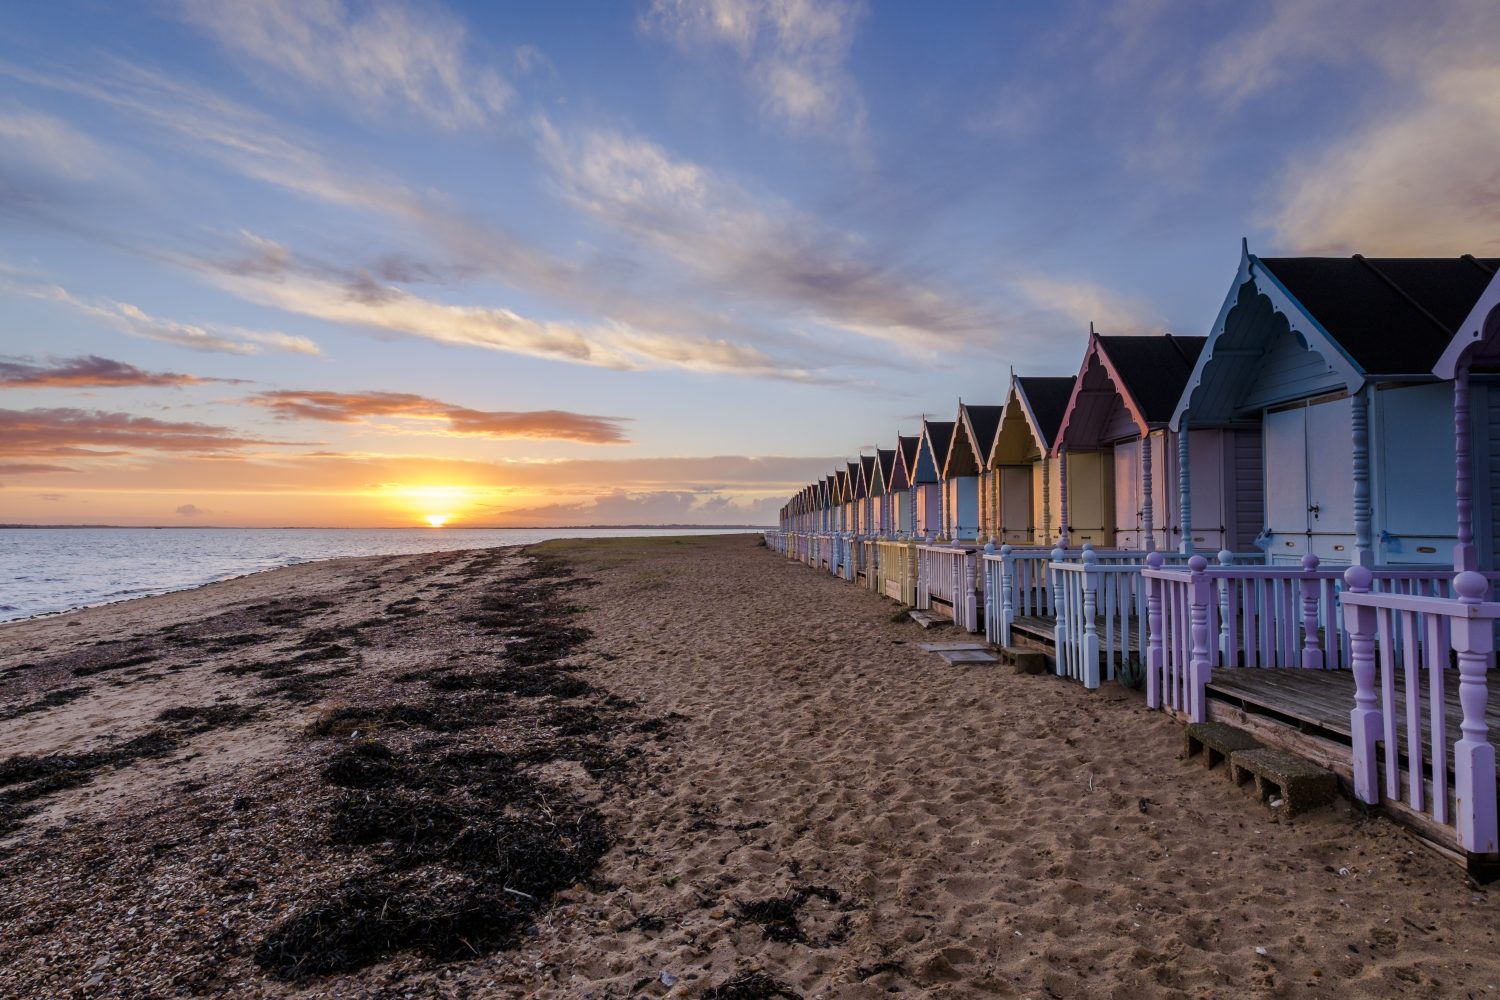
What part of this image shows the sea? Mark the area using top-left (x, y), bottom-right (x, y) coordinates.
top-left (0, 526), bottom-right (760, 624)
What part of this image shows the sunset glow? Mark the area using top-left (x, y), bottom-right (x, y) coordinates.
top-left (424, 514), bottom-right (451, 528)
top-left (2, 2), bottom-right (1492, 527)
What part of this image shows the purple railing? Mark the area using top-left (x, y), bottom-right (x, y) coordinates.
top-left (1143, 555), bottom-right (1483, 721)
top-left (1343, 567), bottom-right (1498, 858)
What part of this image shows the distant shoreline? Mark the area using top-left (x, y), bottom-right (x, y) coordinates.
top-left (0, 524), bottom-right (773, 531)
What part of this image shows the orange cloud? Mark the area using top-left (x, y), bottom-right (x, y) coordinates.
top-left (1, 407), bottom-right (284, 457)
top-left (0, 354), bottom-right (239, 388)
top-left (249, 389), bottom-right (630, 444)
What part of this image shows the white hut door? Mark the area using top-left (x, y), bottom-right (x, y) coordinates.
top-left (1264, 406), bottom-right (1310, 561)
top-left (1306, 396), bottom-right (1355, 561)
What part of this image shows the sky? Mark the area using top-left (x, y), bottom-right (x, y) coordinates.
top-left (2, 0), bottom-right (1497, 528)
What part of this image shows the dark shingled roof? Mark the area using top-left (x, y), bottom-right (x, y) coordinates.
top-left (922, 421), bottom-right (955, 472)
top-left (860, 453), bottom-right (876, 488)
top-left (1097, 335), bottom-right (1206, 426)
top-left (897, 435), bottom-right (920, 468)
top-left (1015, 376), bottom-right (1075, 448)
top-left (959, 404), bottom-right (1005, 462)
top-left (876, 448), bottom-right (897, 483)
top-left (1258, 255), bottom-right (1500, 375)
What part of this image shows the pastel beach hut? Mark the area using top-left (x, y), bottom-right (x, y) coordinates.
top-left (872, 448), bottom-right (898, 537)
top-left (1173, 246), bottom-right (1500, 567)
top-left (942, 403), bottom-right (1006, 544)
top-left (910, 420), bottom-right (952, 539)
top-left (889, 434), bottom-right (921, 537)
top-left (857, 453), bottom-right (878, 536)
top-left (1051, 329), bottom-right (1207, 552)
top-left (986, 374), bottom-right (1076, 546)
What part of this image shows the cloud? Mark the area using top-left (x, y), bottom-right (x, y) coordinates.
top-left (1009, 273), bottom-right (1165, 335)
top-left (0, 355), bottom-right (239, 389)
top-left (536, 121), bottom-right (991, 350)
top-left (1, 408), bottom-right (284, 457)
top-left (486, 487), bottom-right (779, 526)
top-left (1270, 62), bottom-right (1500, 255)
top-left (174, 503), bottom-right (209, 516)
top-left (0, 108), bottom-right (111, 180)
top-left (642, 0), bottom-right (867, 138)
top-left (249, 389), bottom-right (631, 444)
top-left (0, 462), bottom-right (75, 475)
top-left (4, 276), bottom-right (321, 356)
top-left (178, 0), bottom-right (510, 129)
top-left (210, 235), bottom-right (818, 378)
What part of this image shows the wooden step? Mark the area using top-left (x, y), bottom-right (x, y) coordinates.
top-left (996, 646), bottom-right (1050, 675)
top-left (1228, 747), bottom-right (1337, 818)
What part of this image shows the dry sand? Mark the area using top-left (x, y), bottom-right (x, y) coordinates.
top-left (0, 534), bottom-right (1496, 998)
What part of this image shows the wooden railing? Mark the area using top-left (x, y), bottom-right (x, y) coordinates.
top-left (980, 544), bottom-right (1260, 651)
top-left (1051, 552), bottom-right (1155, 688)
top-left (915, 545), bottom-right (980, 631)
top-left (818, 533), bottom-right (834, 571)
top-left (1343, 567), bottom-right (1498, 860)
top-left (875, 539), bottom-right (918, 605)
top-left (1143, 555), bottom-right (1477, 720)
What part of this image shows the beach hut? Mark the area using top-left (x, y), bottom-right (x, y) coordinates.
top-left (1053, 330), bottom-right (1207, 551)
top-left (872, 448), bottom-right (897, 536)
top-left (857, 454), bottom-right (877, 535)
top-left (845, 461), bottom-right (862, 534)
top-left (1173, 245), bottom-right (1500, 566)
top-left (915, 420), bottom-right (954, 539)
top-left (890, 435), bottom-right (920, 537)
top-left (941, 403), bottom-right (1005, 543)
top-left (987, 374), bottom-right (1076, 546)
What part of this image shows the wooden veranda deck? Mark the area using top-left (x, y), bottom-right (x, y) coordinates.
top-left (1204, 666), bottom-right (1500, 866)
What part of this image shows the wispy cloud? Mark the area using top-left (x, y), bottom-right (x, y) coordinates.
top-left (486, 487), bottom-right (778, 525)
top-left (537, 120), bottom-right (990, 350)
top-left (8, 278), bottom-right (320, 356)
top-left (250, 389), bottom-right (631, 444)
top-left (178, 0), bottom-right (510, 129)
top-left (0, 108), bottom-right (113, 180)
top-left (207, 233), bottom-right (820, 378)
top-left (2, 408), bottom-right (283, 457)
top-left (1009, 273), bottom-right (1165, 335)
top-left (0, 462), bottom-right (75, 475)
top-left (0, 354), bottom-right (240, 389)
top-left (1263, 1), bottom-right (1500, 255)
top-left (642, 0), bottom-right (867, 139)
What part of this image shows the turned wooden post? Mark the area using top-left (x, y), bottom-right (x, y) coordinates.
top-left (1352, 389), bottom-right (1374, 567)
top-left (1187, 554), bottom-right (1211, 723)
top-left (1000, 543), bottom-right (1015, 646)
top-left (1451, 569), bottom-right (1498, 854)
top-left (1081, 547), bottom-right (1101, 689)
top-left (1299, 553), bottom-right (1324, 669)
top-left (1050, 545), bottom-right (1068, 676)
top-left (1145, 551), bottom-right (1165, 709)
top-left (1178, 423), bottom-right (1193, 554)
top-left (982, 541), bottom-right (996, 637)
top-left (1141, 434), bottom-right (1155, 553)
top-left (962, 549), bottom-right (978, 632)
top-left (1344, 566), bottom-right (1381, 806)
top-left (1217, 549), bottom-right (1234, 665)
top-left (1455, 359), bottom-right (1477, 572)
top-left (1041, 458), bottom-right (1052, 546)
top-left (1057, 452), bottom-right (1070, 546)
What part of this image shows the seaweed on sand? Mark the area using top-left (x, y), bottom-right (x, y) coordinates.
top-left (702, 972), bottom-right (804, 999)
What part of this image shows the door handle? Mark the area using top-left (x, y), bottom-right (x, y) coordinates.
top-left (1308, 503), bottom-right (1320, 516)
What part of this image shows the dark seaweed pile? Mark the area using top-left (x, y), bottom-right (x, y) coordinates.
top-left (253, 550), bottom-right (645, 980)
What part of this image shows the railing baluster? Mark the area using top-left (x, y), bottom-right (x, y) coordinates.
top-left (1451, 570), bottom-right (1498, 854)
top-left (1402, 608), bottom-right (1422, 812)
top-left (1344, 566), bottom-right (1382, 806)
top-left (1426, 612), bottom-right (1449, 826)
top-left (1378, 606), bottom-right (1400, 802)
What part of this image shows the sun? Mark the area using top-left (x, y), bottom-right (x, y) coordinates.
top-left (424, 513), bottom-right (451, 528)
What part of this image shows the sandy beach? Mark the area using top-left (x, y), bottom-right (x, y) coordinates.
top-left (1, 534), bottom-right (1497, 998)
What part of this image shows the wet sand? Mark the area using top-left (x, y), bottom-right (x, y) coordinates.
top-left (0, 534), bottom-right (1496, 998)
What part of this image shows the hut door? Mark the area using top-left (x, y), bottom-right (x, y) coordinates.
top-left (1264, 406), bottom-right (1310, 561)
top-left (999, 466), bottom-right (1032, 543)
top-left (1264, 396), bottom-right (1354, 563)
